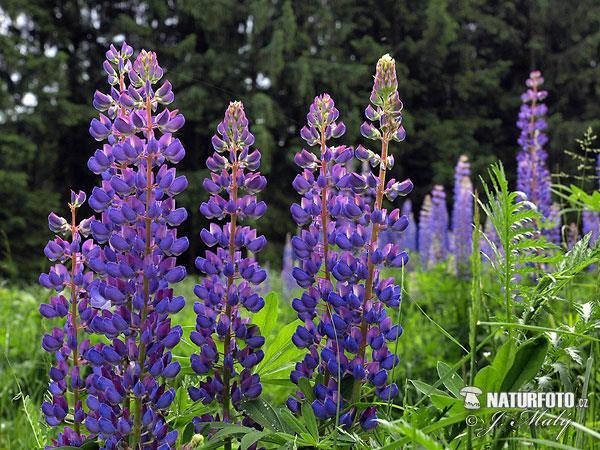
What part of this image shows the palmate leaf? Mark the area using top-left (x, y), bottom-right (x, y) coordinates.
top-left (478, 162), bottom-right (559, 326)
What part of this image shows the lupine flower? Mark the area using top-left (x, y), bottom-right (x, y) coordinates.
top-left (84, 43), bottom-right (187, 448)
top-left (380, 200), bottom-right (416, 253)
top-left (398, 200), bottom-right (417, 253)
top-left (451, 155), bottom-right (473, 276)
top-left (282, 233), bottom-right (297, 298)
top-left (287, 92), bottom-right (355, 422)
top-left (583, 210), bottom-right (599, 246)
top-left (427, 185), bottom-right (449, 267)
top-left (565, 222), bottom-right (580, 250)
top-left (480, 216), bottom-right (501, 262)
top-left (189, 101), bottom-right (268, 432)
top-left (418, 195), bottom-right (432, 266)
top-left (39, 191), bottom-right (96, 447)
top-left (516, 70), bottom-right (559, 240)
top-left (288, 55), bottom-right (412, 432)
top-left (547, 203), bottom-right (562, 245)
top-left (583, 155), bottom-right (600, 247)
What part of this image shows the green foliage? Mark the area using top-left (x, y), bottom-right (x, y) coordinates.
top-left (479, 162), bottom-right (558, 326)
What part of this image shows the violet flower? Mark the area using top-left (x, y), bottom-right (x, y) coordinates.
top-left (480, 216), bottom-right (502, 262)
top-left (451, 155), bottom-right (473, 276)
top-left (427, 185), bottom-right (449, 267)
top-left (516, 70), bottom-right (559, 241)
top-left (189, 101), bottom-right (267, 432)
top-left (398, 200), bottom-right (417, 253)
top-left (418, 194), bottom-right (432, 266)
top-left (84, 43), bottom-right (187, 448)
top-left (583, 210), bottom-right (599, 246)
top-left (288, 55), bottom-right (412, 431)
top-left (287, 92), bottom-right (355, 422)
top-left (282, 233), bottom-right (297, 298)
top-left (39, 191), bottom-right (96, 447)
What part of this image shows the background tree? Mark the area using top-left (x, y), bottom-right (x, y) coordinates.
top-left (0, 0), bottom-right (598, 280)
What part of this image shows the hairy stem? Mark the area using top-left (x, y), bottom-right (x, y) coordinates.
top-left (133, 94), bottom-right (154, 448)
top-left (352, 137), bottom-right (389, 404)
top-left (222, 147), bottom-right (239, 450)
top-left (69, 205), bottom-right (80, 435)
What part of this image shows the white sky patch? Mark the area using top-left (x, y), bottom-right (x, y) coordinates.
top-left (43, 83), bottom-right (59, 94)
top-left (165, 16), bottom-right (178, 26)
top-left (256, 72), bottom-right (271, 89)
top-left (113, 34), bottom-right (125, 43)
top-left (22, 92), bottom-right (38, 107)
top-left (0, 7), bottom-right (12, 35)
top-left (44, 45), bottom-right (57, 57)
top-left (10, 72), bottom-right (21, 83)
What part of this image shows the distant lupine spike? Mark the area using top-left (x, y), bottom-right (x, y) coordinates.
top-left (451, 155), bottom-right (473, 275)
top-left (427, 185), bottom-right (449, 267)
top-left (418, 195), bottom-right (432, 266)
top-left (282, 233), bottom-right (297, 298)
top-left (190, 101), bottom-right (268, 432)
top-left (480, 216), bottom-right (502, 262)
top-left (398, 200), bottom-right (417, 253)
top-left (565, 222), bottom-right (580, 250)
top-left (39, 191), bottom-right (96, 447)
top-left (547, 203), bottom-right (561, 245)
top-left (84, 43), bottom-right (186, 448)
top-left (582, 210), bottom-right (599, 246)
top-left (516, 70), bottom-right (556, 237)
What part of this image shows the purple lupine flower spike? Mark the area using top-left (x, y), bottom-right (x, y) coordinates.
top-left (288, 55), bottom-right (411, 431)
top-left (398, 200), bottom-right (417, 253)
top-left (418, 194), bottom-right (432, 266)
top-left (39, 191), bottom-right (97, 447)
top-left (190, 101), bottom-right (267, 431)
top-left (282, 233), bottom-right (297, 298)
top-left (451, 155), bottom-right (473, 276)
top-left (288, 92), bottom-right (355, 423)
top-left (516, 70), bottom-right (559, 241)
top-left (583, 155), bottom-right (600, 247)
top-left (480, 216), bottom-right (502, 262)
top-left (350, 53), bottom-right (411, 429)
top-left (288, 69), bottom-right (412, 428)
top-left (427, 185), bottom-right (449, 267)
top-left (85, 43), bottom-right (186, 448)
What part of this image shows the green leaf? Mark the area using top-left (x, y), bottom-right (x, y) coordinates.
top-left (500, 336), bottom-right (549, 391)
top-left (430, 394), bottom-right (462, 411)
top-left (377, 419), bottom-right (444, 450)
top-left (240, 430), bottom-right (269, 450)
top-left (302, 401), bottom-right (318, 439)
top-left (436, 361), bottom-right (463, 398)
top-left (410, 379), bottom-right (449, 398)
top-left (278, 407), bottom-right (308, 435)
top-left (297, 377), bottom-right (315, 402)
top-left (474, 366), bottom-right (500, 393)
top-left (256, 319), bottom-right (305, 379)
top-left (240, 398), bottom-right (288, 433)
top-left (253, 291), bottom-right (280, 339)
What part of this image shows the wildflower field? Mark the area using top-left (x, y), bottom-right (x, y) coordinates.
top-left (0, 2), bottom-right (599, 450)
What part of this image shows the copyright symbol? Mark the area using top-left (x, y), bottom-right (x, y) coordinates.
top-left (465, 415), bottom-right (478, 426)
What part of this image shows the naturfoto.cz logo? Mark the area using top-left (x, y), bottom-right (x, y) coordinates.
top-left (460, 386), bottom-right (588, 410)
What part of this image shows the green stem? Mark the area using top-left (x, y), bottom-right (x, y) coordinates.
top-left (352, 136), bottom-right (389, 405)
top-left (132, 94), bottom-right (154, 448)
